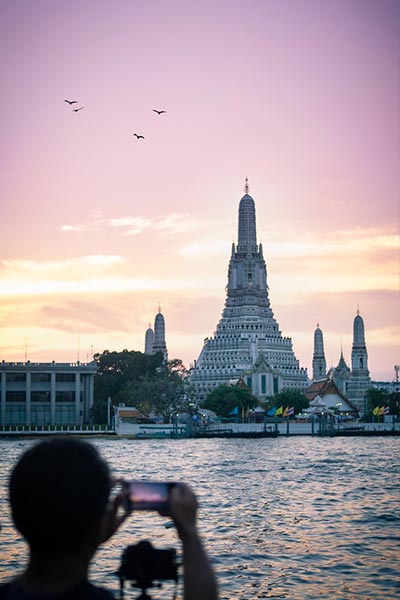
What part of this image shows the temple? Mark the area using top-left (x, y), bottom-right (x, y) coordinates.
top-left (190, 182), bottom-right (309, 402)
top-left (144, 308), bottom-right (168, 362)
top-left (309, 311), bottom-right (371, 415)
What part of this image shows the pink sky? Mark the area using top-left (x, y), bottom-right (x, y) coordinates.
top-left (0, 0), bottom-right (399, 381)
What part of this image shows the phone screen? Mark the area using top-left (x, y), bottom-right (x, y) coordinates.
top-left (128, 481), bottom-right (174, 511)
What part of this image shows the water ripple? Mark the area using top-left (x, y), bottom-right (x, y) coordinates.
top-left (0, 437), bottom-right (399, 599)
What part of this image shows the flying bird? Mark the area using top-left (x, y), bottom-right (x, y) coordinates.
top-left (153, 109), bottom-right (166, 115)
top-left (64, 99), bottom-right (78, 105)
top-left (72, 107), bottom-right (85, 112)
top-left (133, 133), bottom-right (145, 139)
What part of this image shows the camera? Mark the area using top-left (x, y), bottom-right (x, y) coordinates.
top-left (117, 540), bottom-right (178, 599)
top-left (124, 481), bottom-right (177, 512)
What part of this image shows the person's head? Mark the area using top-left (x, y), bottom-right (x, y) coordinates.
top-left (9, 437), bottom-right (112, 554)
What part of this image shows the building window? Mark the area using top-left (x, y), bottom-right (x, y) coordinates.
top-left (5, 405), bottom-right (26, 424)
top-left (56, 391), bottom-right (75, 403)
top-left (273, 377), bottom-right (279, 395)
top-left (31, 391), bottom-right (51, 402)
top-left (31, 405), bottom-right (51, 425)
top-left (31, 373), bottom-right (51, 383)
top-left (261, 375), bottom-right (266, 394)
top-left (56, 373), bottom-right (75, 383)
top-left (6, 391), bottom-right (26, 402)
top-left (6, 373), bottom-right (26, 383)
top-left (55, 405), bottom-right (76, 425)
top-left (247, 377), bottom-right (252, 389)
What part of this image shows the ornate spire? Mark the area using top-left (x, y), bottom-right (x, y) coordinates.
top-left (244, 177), bottom-right (249, 194)
top-left (238, 183), bottom-right (256, 249)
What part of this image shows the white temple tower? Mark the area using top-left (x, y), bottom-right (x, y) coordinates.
top-left (152, 309), bottom-right (168, 362)
top-left (346, 309), bottom-right (370, 413)
top-left (312, 323), bottom-right (326, 380)
top-left (190, 181), bottom-right (309, 402)
top-left (144, 322), bottom-right (154, 354)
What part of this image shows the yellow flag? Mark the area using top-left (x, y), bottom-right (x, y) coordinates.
top-left (282, 407), bottom-right (288, 417)
top-left (372, 406), bottom-right (379, 416)
top-left (378, 406), bottom-right (385, 416)
top-left (275, 406), bottom-right (283, 416)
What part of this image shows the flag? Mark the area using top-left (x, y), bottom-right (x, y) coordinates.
top-left (275, 406), bottom-right (283, 416)
top-left (378, 406), bottom-right (385, 416)
top-left (228, 406), bottom-right (239, 415)
top-left (384, 405), bottom-right (390, 415)
top-left (372, 406), bottom-right (379, 416)
top-left (267, 406), bottom-right (276, 416)
top-left (287, 406), bottom-right (295, 417)
top-left (282, 407), bottom-right (288, 418)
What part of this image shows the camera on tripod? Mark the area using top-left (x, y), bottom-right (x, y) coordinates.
top-left (117, 540), bottom-right (179, 599)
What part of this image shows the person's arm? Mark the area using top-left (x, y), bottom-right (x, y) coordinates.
top-left (169, 484), bottom-right (218, 600)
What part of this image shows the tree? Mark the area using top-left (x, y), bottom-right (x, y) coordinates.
top-left (263, 390), bottom-right (309, 416)
top-left (92, 351), bottom-right (192, 424)
top-left (202, 385), bottom-right (258, 418)
top-left (150, 359), bottom-right (190, 423)
top-left (365, 388), bottom-right (399, 419)
top-left (92, 349), bottom-right (163, 423)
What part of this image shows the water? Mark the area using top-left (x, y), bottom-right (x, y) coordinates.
top-left (0, 437), bottom-right (399, 599)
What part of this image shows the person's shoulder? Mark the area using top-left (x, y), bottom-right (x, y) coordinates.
top-left (76, 581), bottom-right (115, 599)
top-left (0, 581), bottom-right (115, 599)
top-left (0, 583), bottom-right (12, 599)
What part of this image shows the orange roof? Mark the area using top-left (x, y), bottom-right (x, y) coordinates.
top-left (117, 408), bottom-right (142, 418)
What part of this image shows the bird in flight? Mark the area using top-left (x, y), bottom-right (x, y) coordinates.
top-left (64, 99), bottom-right (78, 105)
top-left (133, 133), bottom-right (145, 139)
top-left (153, 109), bottom-right (166, 115)
top-left (72, 107), bottom-right (85, 112)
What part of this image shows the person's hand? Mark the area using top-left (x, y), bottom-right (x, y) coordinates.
top-left (168, 483), bottom-right (198, 541)
top-left (97, 488), bottom-right (131, 545)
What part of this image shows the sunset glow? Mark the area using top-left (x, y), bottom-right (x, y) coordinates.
top-left (0, 0), bottom-right (399, 381)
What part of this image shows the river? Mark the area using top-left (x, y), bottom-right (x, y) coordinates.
top-left (0, 436), bottom-right (399, 599)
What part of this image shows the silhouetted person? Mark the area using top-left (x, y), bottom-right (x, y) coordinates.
top-left (0, 438), bottom-right (218, 600)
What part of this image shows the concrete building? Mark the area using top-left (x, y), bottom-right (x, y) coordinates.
top-left (0, 360), bottom-right (97, 426)
top-left (190, 181), bottom-right (309, 402)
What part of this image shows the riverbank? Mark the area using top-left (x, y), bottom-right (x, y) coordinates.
top-left (0, 420), bottom-right (398, 438)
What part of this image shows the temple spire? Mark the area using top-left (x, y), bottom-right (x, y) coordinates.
top-left (238, 183), bottom-right (257, 250)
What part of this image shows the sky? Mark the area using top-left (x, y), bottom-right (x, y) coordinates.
top-left (0, 0), bottom-right (399, 382)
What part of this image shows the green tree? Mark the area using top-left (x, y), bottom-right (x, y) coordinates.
top-left (202, 385), bottom-right (258, 418)
top-left (150, 359), bottom-right (190, 423)
top-left (92, 349), bottom-right (163, 423)
top-left (365, 388), bottom-right (399, 420)
top-left (263, 390), bottom-right (309, 416)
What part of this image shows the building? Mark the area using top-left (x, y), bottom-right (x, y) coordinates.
top-left (305, 378), bottom-right (358, 416)
top-left (312, 311), bottom-right (371, 415)
top-left (312, 323), bottom-right (327, 380)
top-left (144, 308), bottom-right (168, 362)
top-left (190, 181), bottom-right (309, 403)
top-left (0, 360), bottom-right (97, 426)
top-left (144, 322), bottom-right (154, 354)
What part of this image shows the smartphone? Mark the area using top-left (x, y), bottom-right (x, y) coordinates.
top-left (126, 481), bottom-right (176, 511)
